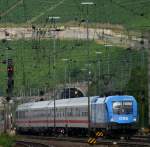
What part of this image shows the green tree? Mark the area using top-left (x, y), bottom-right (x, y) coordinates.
top-left (126, 66), bottom-right (148, 127)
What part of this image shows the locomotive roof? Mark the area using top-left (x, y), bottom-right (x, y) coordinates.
top-left (105, 95), bottom-right (135, 102)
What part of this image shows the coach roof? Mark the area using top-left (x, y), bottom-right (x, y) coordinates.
top-left (17, 96), bottom-right (100, 110)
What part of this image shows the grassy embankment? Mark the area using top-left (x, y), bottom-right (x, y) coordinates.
top-left (0, 39), bottom-right (146, 96)
top-left (0, 0), bottom-right (150, 29)
top-left (0, 134), bottom-right (15, 147)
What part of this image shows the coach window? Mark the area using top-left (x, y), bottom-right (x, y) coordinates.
top-left (60, 110), bottom-right (62, 117)
top-left (56, 111), bottom-right (58, 117)
top-left (82, 111), bottom-right (88, 116)
top-left (85, 111), bottom-right (88, 116)
top-left (59, 110), bottom-right (61, 117)
top-left (15, 111), bottom-right (18, 119)
top-left (39, 111), bottom-right (41, 118)
top-left (20, 111), bottom-right (22, 119)
top-left (50, 109), bottom-right (51, 116)
top-left (52, 109), bottom-right (54, 117)
top-left (80, 108), bottom-right (82, 117)
top-left (38, 110), bottom-right (40, 117)
top-left (19, 111), bottom-right (21, 119)
top-left (21, 111), bottom-right (24, 119)
top-left (50, 109), bottom-right (52, 116)
top-left (74, 108), bottom-right (77, 116)
top-left (36, 111), bottom-right (38, 118)
top-left (43, 110), bottom-right (45, 117)
top-left (22, 111), bottom-right (24, 118)
top-left (25, 111), bottom-right (27, 118)
top-left (22, 111), bottom-right (25, 118)
top-left (41, 110), bottom-right (43, 117)
top-left (49, 109), bottom-right (51, 116)
top-left (82, 112), bottom-right (84, 116)
top-left (33, 110), bottom-right (36, 118)
top-left (34, 110), bottom-right (36, 118)
top-left (63, 109), bottom-right (65, 117)
top-left (72, 108), bottom-right (75, 117)
top-left (22, 111), bottom-right (24, 119)
top-left (70, 108), bottom-right (73, 116)
top-left (75, 108), bottom-right (79, 116)
top-left (79, 108), bottom-right (81, 117)
top-left (0, 112), bottom-right (3, 121)
top-left (35, 110), bottom-right (38, 118)
top-left (43, 110), bottom-right (46, 117)
top-left (39, 110), bottom-right (42, 117)
top-left (69, 108), bottom-right (72, 116)
top-left (60, 110), bottom-right (62, 118)
top-left (31, 110), bottom-right (33, 118)
top-left (35, 110), bottom-right (37, 118)
top-left (42, 110), bottom-right (45, 117)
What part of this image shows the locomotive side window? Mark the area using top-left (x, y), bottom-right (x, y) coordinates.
top-left (113, 101), bottom-right (133, 114)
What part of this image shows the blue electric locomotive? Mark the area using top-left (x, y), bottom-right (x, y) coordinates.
top-left (91, 95), bottom-right (138, 134)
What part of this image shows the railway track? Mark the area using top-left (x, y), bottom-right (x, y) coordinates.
top-left (16, 135), bottom-right (150, 147)
top-left (15, 140), bottom-right (50, 147)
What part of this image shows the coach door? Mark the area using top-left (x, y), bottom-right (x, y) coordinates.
top-left (48, 107), bottom-right (53, 128)
top-left (65, 107), bottom-right (69, 130)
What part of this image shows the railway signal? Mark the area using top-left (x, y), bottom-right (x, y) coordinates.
top-left (7, 65), bottom-right (14, 77)
top-left (6, 59), bottom-right (14, 101)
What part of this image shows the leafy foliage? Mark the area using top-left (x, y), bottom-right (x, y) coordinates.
top-left (126, 65), bottom-right (148, 126)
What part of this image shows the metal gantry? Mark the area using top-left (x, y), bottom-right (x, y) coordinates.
top-left (81, 1), bottom-right (94, 136)
top-left (49, 16), bottom-right (60, 134)
top-left (62, 58), bottom-right (69, 98)
top-left (147, 31), bottom-right (150, 127)
top-left (95, 51), bottom-right (102, 95)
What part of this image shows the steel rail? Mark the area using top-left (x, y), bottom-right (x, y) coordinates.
top-left (15, 140), bottom-right (49, 147)
top-left (17, 135), bottom-right (150, 147)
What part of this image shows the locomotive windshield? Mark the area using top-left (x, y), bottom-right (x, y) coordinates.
top-left (112, 101), bottom-right (132, 114)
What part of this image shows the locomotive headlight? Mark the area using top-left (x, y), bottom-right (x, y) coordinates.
top-left (110, 118), bottom-right (114, 122)
top-left (133, 118), bottom-right (137, 122)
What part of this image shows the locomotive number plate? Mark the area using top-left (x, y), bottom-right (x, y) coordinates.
top-left (119, 117), bottom-right (128, 120)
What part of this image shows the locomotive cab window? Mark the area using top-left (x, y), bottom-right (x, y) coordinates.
top-left (112, 101), bottom-right (133, 114)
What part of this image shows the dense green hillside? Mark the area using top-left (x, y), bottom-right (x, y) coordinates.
top-left (0, 39), bottom-right (147, 96)
top-left (0, 0), bottom-right (148, 128)
top-left (0, 0), bottom-right (150, 28)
